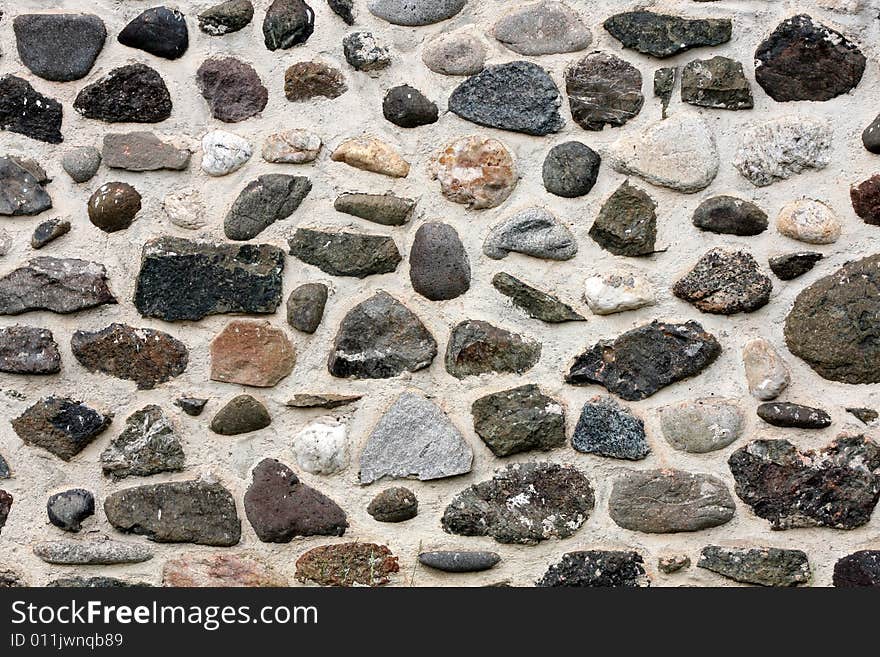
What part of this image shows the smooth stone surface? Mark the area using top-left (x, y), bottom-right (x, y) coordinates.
top-left (442, 462), bottom-right (594, 544)
top-left (211, 395), bottom-right (271, 435)
top-left (289, 228), bottom-right (401, 278)
top-left (225, 174), bottom-right (312, 240)
top-left (383, 85), bottom-right (438, 128)
top-left (343, 32), bottom-right (391, 71)
top-left (263, 0), bottom-right (314, 50)
top-left (757, 402), bottom-right (831, 429)
top-left (14, 13), bottom-right (106, 81)
top-left (572, 396), bottom-right (649, 460)
top-left (88, 182), bottom-right (141, 232)
top-left (583, 268), bottom-right (655, 315)
top-left (537, 551), bottom-right (649, 587)
top-left (0, 257), bottom-right (115, 315)
top-left (33, 539), bottom-right (152, 565)
top-left (47, 489), bottom-right (94, 532)
top-left (659, 398), bottom-right (744, 453)
top-left (422, 28), bottom-right (486, 76)
top-left (698, 547), bottom-right (811, 587)
top-left (409, 222), bottom-right (470, 301)
top-left (210, 320), bottom-right (295, 387)
top-left (863, 113), bottom-right (880, 154)
top-left (432, 136), bottom-right (517, 209)
top-left (472, 384), bottom-right (566, 457)
top-left (565, 51), bottom-right (644, 131)
top-left (419, 551), bottom-right (500, 573)
top-left (12, 397), bottom-right (111, 461)
top-left (292, 417), bottom-right (349, 475)
top-left (743, 338), bottom-right (790, 402)
top-left (31, 218), bottom-right (71, 250)
top-left (492, 1), bottom-right (591, 55)
top-left (163, 553), bottom-right (286, 587)
top-left (199, 0), bottom-right (254, 35)
top-left (74, 64), bottom-right (172, 123)
top-left (296, 543), bottom-right (399, 586)
top-left (0, 76), bottom-right (63, 143)
top-left (590, 181), bottom-right (657, 256)
top-left (0, 157), bottom-right (52, 216)
top-left (776, 199), bottom-right (841, 245)
top-left (262, 129), bottom-right (321, 163)
top-left (334, 193), bottom-right (415, 226)
top-left (734, 116), bottom-right (832, 187)
top-left (604, 10), bottom-right (731, 58)
top-left (368, 0), bottom-right (465, 26)
top-left (681, 56), bottom-right (753, 110)
top-left (201, 130), bottom-right (252, 176)
top-left (367, 487), bottom-right (418, 522)
top-left (286, 282), bottom-right (328, 333)
top-left (484, 207), bottom-right (577, 261)
top-left (331, 137), bottom-right (409, 177)
top-left (445, 320), bottom-right (541, 378)
top-left (118, 7), bottom-right (188, 59)
top-left (328, 292), bottom-right (437, 379)
top-left (0, 326), bottom-right (61, 374)
top-left (543, 141), bottom-right (600, 198)
top-left (100, 405), bottom-right (185, 479)
top-left (566, 321), bottom-right (721, 401)
top-left (196, 57), bottom-right (268, 122)
top-left (284, 61), bottom-right (348, 101)
top-left (834, 551), bottom-right (880, 587)
top-left (692, 196), bottom-right (768, 236)
top-left (359, 393), bottom-right (473, 484)
top-left (492, 272), bottom-right (584, 323)
top-left (673, 248), bottom-right (772, 315)
top-left (61, 147), bottom-right (101, 183)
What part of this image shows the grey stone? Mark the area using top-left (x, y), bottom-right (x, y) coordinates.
top-left (472, 384), bottom-right (566, 457)
top-left (0, 326), bottom-right (61, 374)
top-left (693, 196), bottom-right (768, 236)
top-left (334, 193), bottom-right (415, 226)
top-left (654, 67), bottom-right (675, 118)
top-left (659, 398), bottom-right (743, 453)
top-left (47, 489), bottom-right (94, 532)
top-left (343, 32), bottom-right (391, 71)
top-left (61, 147), bottom-right (101, 183)
top-left (367, 487), bottom-right (418, 522)
top-left (199, 0), bottom-right (254, 35)
top-left (103, 132), bottom-right (191, 171)
top-left (383, 85), bottom-right (438, 128)
top-left (31, 218), bottom-right (71, 250)
top-left (263, 0), bottom-right (314, 50)
top-left (604, 11), bottom-right (732, 58)
top-left (0, 76), bottom-right (63, 143)
top-left (422, 28), bottom-right (486, 76)
top-left (590, 181), bottom-right (657, 256)
top-left (492, 1), bottom-right (591, 55)
top-left (287, 283), bottom-right (328, 333)
top-left (492, 273), bottom-right (584, 323)
top-left (289, 228), bottom-right (401, 278)
top-left (419, 551), bottom-right (500, 573)
top-left (13, 14), bottom-right (106, 82)
top-left (769, 252), bottom-right (823, 281)
top-left (410, 222), bottom-right (470, 301)
top-left (442, 462), bottom-right (594, 544)
top-left (681, 56), bottom-right (753, 110)
top-left (572, 396), bottom-right (650, 460)
top-left (484, 207), bottom-right (577, 261)
top-left (0, 156), bottom-right (52, 216)
top-left (118, 6), bottom-right (189, 60)
top-left (734, 116), bottom-right (832, 187)
top-left (73, 64), bottom-right (172, 123)
top-left (100, 405), bottom-right (185, 480)
top-left (175, 397), bottom-right (208, 416)
top-left (698, 546), bottom-right (811, 587)
top-left (50, 577), bottom-right (149, 588)
top-left (609, 469), bottom-right (736, 533)
top-left (673, 248), bottom-right (773, 315)
top-left (0, 258), bottom-right (115, 316)
top-left (543, 142), bottom-right (600, 198)
top-left (368, 0), bottom-right (465, 26)
top-left (34, 539), bottom-right (153, 565)
top-left (286, 393), bottom-right (361, 409)
top-left (0, 455), bottom-right (9, 479)
top-left (12, 397), bottom-right (112, 461)
top-left (537, 551), bottom-right (649, 587)
top-left (565, 52), bottom-right (644, 131)
top-left (225, 175), bottom-right (311, 240)
top-left (446, 320), bottom-right (541, 378)
top-left (210, 395), bottom-right (271, 435)
top-left (757, 402), bottom-right (831, 429)
top-left (327, 0), bottom-right (355, 25)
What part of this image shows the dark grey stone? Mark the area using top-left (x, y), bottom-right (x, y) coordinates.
top-left (409, 222), bottom-right (470, 301)
top-left (565, 52), bottom-right (644, 131)
top-left (681, 56), bottom-right (753, 110)
top-left (74, 64), bottom-right (172, 123)
top-left (673, 248), bottom-right (773, 315)
top-left (492, 273), bottom-right (584, 323)
top-left (0, 455), bottom-right (9, 479)
top-left (543, 142), bottom-right (601, 198)
top-left (698, 546), bottom-right (811, 587)
top-left (692, 196), bottom-right (768, 236)
top-left (13, 13), bottom-right (106, 81)
top-left (263, 0), bottom-right (315, 50)
top-left (328, 0), bottom-right (355, 25)
top-left (769, 252), bottom-right (823, 281)
top-left (289, 228), bottom-right (401, 278)
top-left (286, 393), bottom-right (361, 409)
top-left (756, 402), bottom-right (831, 429)
top-left (604, 11), bottom-right (732, 58)
top-left (383, 85), bottom-right (438, 128)
top-left (654, 67), bottom-right (675, 118)
top-left (225, 175), bottom-right (311, 240)
top-left (287, 283), bottom-right (328, 333)
top-left (367, 487), bottom-right (418, 522)
top-left (572, 396), bottom-right (650, 460)
top-left (368, 0), bottom-right (465, 26)
top-left (100, 405), bottom-right (185, 479)
top-left (47, 489), bottom-right (94, 532)
top-left (847, 408), bottom-right (878, 425)
top-left (0, 326), bottom-right (61, 374)
top-left (472, 384), bottom-right (566, 457)
top-left (118, 6), bottom-right (189, 60)
top-left (590, 181), bottom-right (657, 256)
top-left (863, 113), bottom-right (880, 154)
top-left (334, 193), bottom-right (415, 226)
top-left (445, 320), bottom-right (541, 378)
top-left (0, 76), bottom-right (63, 143)
top-left (61, 147), bottom-right (101, 183)
top-left (199, 0), bottom-right (254, 35)
top-left (0, 258), bottom-right (116, 315)
top-left (419, 551), bottom-right (500, 573)
top-left (0, 157), bottom-right (52, 216)
top-left (31, 218), bottom-right (70, 250)
top-left (175, 397), bottom-right (208, 416)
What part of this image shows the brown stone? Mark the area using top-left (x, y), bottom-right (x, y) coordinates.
top-left (431, 136), bottom-right (518, 210)
top-left (210, 320), bottom-right (295, 387)
top-left (163, 553), bottom-right (288, 587)
top-left (87, 182), bottom-right (141, 232)
top-left (284, 61), bottom-right (347, 101)
top-left (295, 542), bottom-right (399, 586)
top-left (0, 490), bottom-right (11, 534)
top-left (850, 174), bottom-right (880, 225)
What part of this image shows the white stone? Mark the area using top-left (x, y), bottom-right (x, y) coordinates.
top-left (584, 269), bottom-right (655, 315)
top-left (201, 130), bottom-right (252, 176)
top-left (162, 189), bottom-right (206, 230)
top-left (818, 0), bottom-right (864, 12)
top-left (743, 338), bottom-right (791, 401)
top-left (262, 130), bottom-right (322, 164)
top-left (606, 113), bottom-right (718, 193)
top-left (292, 417), bottom-right (349, 475)
top-left (733, 116), bottom-right (832, 187)
top-left (776, 199), bottom-right (841, 245)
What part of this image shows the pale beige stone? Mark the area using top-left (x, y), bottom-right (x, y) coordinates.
top-left (431, 136), bottom-right (518, 209)
top-left (584, 269), bottom-right (655, 315)
top-left (210, 320), bottom-right (296, 387)
top-left (776, 199), bottom-right (841, 245)
top-left (743, 338), bottom-right (791, 401)
top-left (331, 137), bottom-right (410, 177)
top-left (163, 553), bottom-right (288, 587)
top-left (262, 129), bottom-right (322, 164)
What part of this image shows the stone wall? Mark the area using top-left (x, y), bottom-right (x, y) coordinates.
top-left (1, 0), bottom-right (880, 588)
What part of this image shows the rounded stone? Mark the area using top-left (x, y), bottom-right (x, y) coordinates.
top-left (286, 282), bottom-right (328, 333)
top-left (47, 489), bottom-right (95, 532)
top-left (61, 147), bottom-right (101, 183)
top-left (201, 130), bottom-right (252, 176)
top-left (14, 13), bottom-right (107, 82)
top-left (776, 199), bottom-right (841, 245)
top-left (367, 487), bottom-right (418, 523)
top-left (692, 196), bottom-right (768, 236)
top-left (87, 182), bottom-right (141, 233)
top-left (432, 136), bottom-right (518, 210)
top-left (382, 85), bottom-right (438, 129)
top-left (162, 190), bottom-right (207, 230)
top-left (284, 62), bottom-right (348, 101)
top-left (743, 338), bottom-right (790, 401)
top-left (409, 222), bottom-right (470, 301)
top-left (565, 51), bottom-right (644, 131)
top-left (583, 269), bottom-right (655, 315)
top-left (422, 28), bottom-right (486, 76)
top-left (199, 0), bottom-right (255, 36)
top-left (672, 248), bottom-right (772, 315)
top-left (263, 0), bottom-right (314, 50)
top-left (196, 57), bottom-right (268, 123)
top-left (492, 1), bottom-right (591, 56)
top-left (292, 417), bottom-right (349, 475)
top-left (542, 142), bottom-right (601, 198)
top-left (262, 130), bottom-right (322, 163)
top-left (368, 0), bottom-right (465, 26)
top-left (862, 113), bottom-right (880, 154)
top-left (118, 7), bottom-right (189, 60)
top-left (210, 395), bottom-right (271, 435)
top-left (658, 398), bottom-right (744, 453)
top-left (850, 174), bottom-right (880, 225)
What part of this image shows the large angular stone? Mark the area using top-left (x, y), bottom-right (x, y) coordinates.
top-left (0, 157), bottom-right (52, 216)
top-left (673, 248), bottom-right (772, 315)
top-left (14, 14), bottom-right (106, 82)
top-left (492, 1), bottom-right (591, 55)
top-left (432, 136), bottom-right (517, 210)
top-left (164, 553), bottom-right (286, 587)
top-left (289, 228), bottom-right (401, 278)
top-left (446, 320), bottom-right (541, 378)
top-left (590, 181), bottom-right (657, 256)
top-left (564, 52), bottom-right (644, 131)
top-left (442, 462), bottom-right (594, 544)
top-left (118, 7), bottom-right (188, 59)
top-left (368, 0), bottom-right (465, 26)
top-left (196, 57), bottom-right (268, 123)
top-left (103, 132), bottom-right (191, 171)
top-left (71, 323), bottom-right (188, 389)
top-left (360, 393), bottom-right (473, 484)
top-left (484, 207), bottom-right (577, 261)
top-left (100, 405), bottom-right (185, 479)
top-left (0, 326), bottom-right (61, 375)
top-left (0, 75), bottom-right (63, 143)
top-left (566, 321), bottom-right (721, 401)
top-left (134, 237), bottom-right (284, 321)
top-left (104, 480), bottom-right (241, 546)
top-left (210, 320), bottom-right (295, 387)
top-left (472, 384), bottom-right (566, 457)
top-left (604, 11), bottom-right (732, 58)
top-left (537, 551), bottom-right (649, 588)
top-left (698, 547), bottom-right (811, 587)
top-left (74, 64), bottom-right (172, 123)
top-left (734, 116), bottom-right (832, 187)
top-left (296, 543), bottom-right (399, 586)
top-left (12, 397), bottom-right (111, 461)
top-left (572, 396), bottom-right (650, 460)
top-left (328, 292), bottom-right (436, 379)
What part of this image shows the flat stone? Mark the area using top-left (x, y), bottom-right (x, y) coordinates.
top-left (565, 52), bottom-right (644, 131)
top-left (673, 248), bottom-right (772, 315)
top-left (328, 292), bottom-right (436, 379)
top-left (492, 272), bottom-right (584, 323)
top-left (607, 113), bottom-right (718, 193)
top-left (263, 0), bottom-right (314, 50)
top-left (422, 28), bottom-right (486, 76)
top-left (175, 397), bottom-right (207, 416)
top-left (543, 142), bottom-right (600, 198)
top-left (485, 207), bottom-right (577, 261)
top-left (262, 129), bottom-right (321, 163)
top-left (658, 555), bottom-right (690, 575)
top-left (327, 0), bottom-right (354, 25)
top-left (31, 218), bottom-right (70, 250)
top-left (654, 67), bottom-right (676, 118)
top-left (12, 397), bottom-right (111, 461)
top-left (199, 0), bottom-right (254, 35)
top-left (0, 491), bottom-right (10, 534)
top-left (446, 320), bottom-right (541, 378)
top-left (88, 182), bottom-right (141, 232)
top-left (284, 61), bottom-right (348, 101)
top-left (210, 320), bottom-right (295, 387)
top-left (0, 326), bottom-right (61, 374)
top-left (566, 320), bottom-right (721, 401)
top-left (410, 222), bottom-right (470, 301)
top-left (604, 10), bottom-right (731, 58)
top-left (118, 6), bottom-right (188, 59)
top-left (296, 543), bottom-right (399, 586)
top-left (729, 435), bottom-right (880, 529)
top-left (164, 553), bottom-right (287, 587)
top-left (442, 462), bottom-right (594, 544)
top-left (383, 85), bottom-right (438, 128)
top-left (334, 193), bottom-right (415, 226)
top-left (757, 402), bottom-right (831, 429)
top-left (492, 1), bottom-right (591, 55)
top-left (0, 157), bottom-right (51, 216)
top-left (245, 458), bottom-right (347, 542)
top-left (210, 395), bottom-right (271, 435)
top-left (699, 547), bottom-right (811, 587)
top-left (71, 323), bottom-right (188, 389)
top-left (777, 199), bottom-right (841, 245)
top-left (343, 32), bottom-right (391, 72)
top-left (201, 130), bottom-right (252, 176)
top-left (34, 539), bottom-right (152, 565)
top-left (360, 393), bottom-right (473, 484)
top-left (289, 228), bottom-right (401, 278)
top-left (537, 551), bottom-right (649, 587)
top-left (583, 268), bottom-right (655, 315)
top-left (659, 398), bottom-right (743, 453)
top-left (432, 136), bottom-right (517, 209)
top-left (848, 408), bottom-right (878, 425)
top-left (863, 113), bottom-right (880, 154)
top-left (834, 551), bottom-right (880, 587)
top-left (162, 190), bottom-right (206, 230)
top-left (286, 394), bottom-right (361, 409)
top-left (572, 396), bottom-right (650, 460)
top-left (287, 283), bottom-right (327, 333)
top-left (14, 13), bottom-right (105, 82)
top-left (0, 257), bottom-right (115, 315)
top-left (134, 237), bottom-right (284, 321)
top-left (590, 181), bottom-right (657, 256)
top-left (293, 418), bottom-right (348, 475)
top-left (449, 61), bottom-right (564, 136)
top-left (851, 174), bottom-right (880, 225)
top-left (367, 488), bottom-right (417, 522)
top-left (197, 57), bottom-right (268, 122)
top-left (73, 64), bottom-right (171, 123)
top-left (785, 255), bottom-right (880, 382)
top-left (47, 489), bottom-right (94, 532)
top-left (681, 56), bottom-right (753, 110)
top-left (105, 480), bottom-right (241, 546)
top-left (734, 116), bottom-right (832, 187)
top-left (100, 405), bottom-right (185, 480)
top-left (331, 137), bottom-right (409, 177)
top-left (693, 196), bottom-right (768, 236)
top-left (0, 75), bottom-right (63, 144)
top-left (419, 551), bottom-right (500, 573)
top-left (610, 469), bottom-right (736, 533)
top-left (368, 0), bottom-right (464, 26)
top-left (472, 384), bottom-right (566, 457)
top-left (61, 147), bottom-right (101, 183)
top-left (225, 174), bottom-right (312, 240)
top-left (755, 15), bottom-right (865, 102)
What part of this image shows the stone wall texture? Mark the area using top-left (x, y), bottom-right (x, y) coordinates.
top-left (1, 0), bottom-right (880, 588)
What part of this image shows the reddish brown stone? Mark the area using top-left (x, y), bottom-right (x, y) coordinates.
top-left (851, 174), bottom-right (880, 226)
top-left (295, 543), bottom-right (399, 587)
top-left (210, 320), bottom-right (295, 387)
top-left (284, 61), bottom-right (347, 102)
top-left (162, 553), bottom-right (288, 587)
top-left (0, 490), bottom-right (11, 534)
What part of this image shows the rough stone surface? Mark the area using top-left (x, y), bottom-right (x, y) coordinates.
top-left (0, 75), bottom-right (63, 143)
top-left (226, 175), bottom-right (311, 240)
top-left (0, 455), bottom-right (9, 480)
top-left (492, 2), bottom-right (591, 56)
top-left (419, 551), bottom-right (500, 573)
top-left (0, 157), bottom-right (52, 216)
top-left (74, 64), bottom-right (172, 123)
top-left (368, 0), bottom-right (465, 27)
top-left (432, 136), bottom-right (517, 209)
top-left (202, 130), bottom-right (252, 176)
top-left (659, 398), bottom-right (743, 453)
top-left (0, 257), bottom-right (116, 315)
top-left (292, 418), bottom-right (349, 475)
top-left (334, 193), bottom-right (415, 226)
top-left (0, 491), bottom-right (10, 535)
top-left (850, 175), bottom-right (880, 225)
top-left (263, 0), bottom-right (314, 50)
top-left (604, 11), bottom-right (732, 58)
top-left (492, 273), bottom-right (584, 323)
top-left (12, 397), bottom-right (111, 461)
top-left (286, 394), bottom-right (361, 409)
top-left (296, 543), bottom-right (399, 586)
top-left (211, 320), bottom-right (295, 387)
top-left (343, 32), bottom-right (391, 72)
top-left (175, 398), bottom-right (207, 417)
top-left (196, 57), bottom-right (268, 123)
top-left (542, 141), bottom-right (600, 198)
top-left (672, 248), bottom-right (773, 315)
top-left (118, 7), bottom-right (188, 60)
top-left (583, 269), bottom-right (655, 315)
top-left (331, 138), bottom-right (409, 177)
top-left (446, 320), bottom-right (541, 378)
top-left (284, 61), bottom-right (347, 101)
top-left (485, 207), bottom-right (577, 261)
top-left (100, 405), bottom-right (185, 479)
top-left (0, 326), bottom-right (61, 375)
top-left (681, 56), bottom-right (753, 110)
top-left (590, 181), bottom-right (657, 257)
top-left (262, 129), bottom-right (321, 163)
top-left (61, 148), bottom-right (101, 184)
top-left (565, 52), bottom-right (644, 131)
top-left (572, 396), bottom-right (650, 460)
top-left (734, 116), bottom-right (832, 187)
top-left (834, 551), bottom-right (880, 587)
top-left (163, 553), bottom-right (286, 587)
top-left (472, 384), bottom-right (566, 457)
top-left (848, 408), bottom-right (878, 425)
top-left (290, 228), bottom-right (401, 278)
top-left (863, 113), bottom-right (880, 154)
top-left (32, 218), bottom-right (71, 250)
top-left (692, 196), bottom-right (768, 236)
top-left (287, 283), bottom-right (328, 333)
top-left (162, 190), bottom-right (206, 230)
top-left (210, 395), bottom-right (271, 435)
top-left (537, 551), bottom-right (649, 588)
top-left (33, 539), bottom-right (152, 565)
top-left (757, 402), bottom-right (832, 429)
top-left (410, 222), bottom-right (470, 301)
top-left (47, 489), bottom-right (94, 532)
top-left (14, 13), bottom-right (106, 82)
top-left (658, 555), bottom-right (690, 575)
top-left (699, 546), bottom-right (811, 587)
top-left (327, 0), bottom-right (354, 25)
top-left (199, 0), bottom-right (254, 35)
top-left (367, 487), bottom-right (418, 523)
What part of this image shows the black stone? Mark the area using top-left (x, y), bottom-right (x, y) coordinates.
top-left (327, 0), bottom-right (355, 24)
top-left (772, 251), bottom-right (825, 280)
top-left (47, 489), bottom-right (95, 532)
top-left (491, 273), bottom-right (584, 323)
top-left (49, 577), bottom-right (149, 588)
top-left (289, 228), bottom-right (401, 278)
top-left (863, 113), bottom-right (880, 154)
top-left (409, 222), bottom-right (470, 301)
top-left (287, 283), bottom-right (328, 333)
top-left (0, 454), bottom-right (9, 479)
top-left (756, 402), bottom-right (831, 429)
top-left (199, 0), bottom-right (254, 35)
top-left (383, 85), bottom-right (438, 128)
top-left (12, 397), bottom-right (112, 461)
top-left (74, 64), bottom-right (172, 123)
top-left (590, 181), bottom-right (657, 257)
top-left (542, 142), bottom-right (600, 198)
top-left (604, 11), bottom-right (732, 58)
top-left (118, 6), bottom-right (189, 60)
top-left (537, 551), bottom-right (649, 587)
top-left (31, 218), bottom-right (70, 249)
top-left (572, 396), bottom-right (650, 460)
top-left (834, 551), bottom-right (880, 587)
top-left (13, 13), bottom-right (106, 82)
top-left (175, 397), bottom-right (208, 417)
top-left (225, 175), bottom-right (312, 240)
top-left (692, 196), bottom-right (768, 236)
top-left (263, 0), bottom-right (314, 50)
top-left (419, 551), bottom-right (500, 573)
top-left (0, 76), bottom-right (63, 144)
